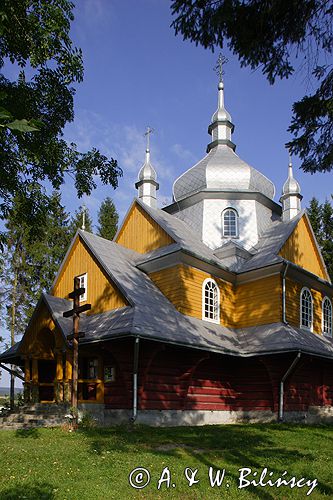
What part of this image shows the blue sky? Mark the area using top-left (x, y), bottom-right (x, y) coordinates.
top-left (1, 0), bottom-right (332, 388)
top-left (61, 0), bottom-right (332, 224)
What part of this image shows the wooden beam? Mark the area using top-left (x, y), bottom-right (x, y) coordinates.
top-left (0, 363), bottom-right (25, 381)
top-left (63, 303), bottom-right (91, 318)
top-left (24, 359), bottom-right (30, 383)
top-left (56, 353), bottom-right (63, 381)
top-left (32, 359), bottom-right (38, 383)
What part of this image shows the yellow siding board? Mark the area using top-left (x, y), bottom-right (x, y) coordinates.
top-left (116, 202), bottom-right (174, 253)
top-left (150, 265), bottom-right (282, 328)
top-left (234, 275), bottom-right (281, 328)
top-left (53, 236), bottom-right (128, 314)
top-left (279, 215), bottom-right (328, 280)
top-left (150, 264), bottom-right (235, 327)
top-left (20, 303), bottom-right (64, 358)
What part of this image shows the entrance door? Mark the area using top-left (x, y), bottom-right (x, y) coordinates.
top-left (38, 360), bottom-right (56, 402)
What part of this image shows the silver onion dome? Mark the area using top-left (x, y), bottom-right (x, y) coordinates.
top-left (173, 77), bottom-right (275, 202)
top-left (138, 150), bottom-right (157, 182)
top-left (173, 145), bottom-right (275, 201)
top-left (282, 162), bottom-right (301, 195)
top-left (211, 81), bottom-right (232, 123)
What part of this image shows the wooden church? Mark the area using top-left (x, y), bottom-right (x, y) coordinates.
top-left (1, 67), bottom-right (333, 426)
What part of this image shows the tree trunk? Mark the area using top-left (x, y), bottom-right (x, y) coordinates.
top-left (9, 268), bottom-right (18, 410)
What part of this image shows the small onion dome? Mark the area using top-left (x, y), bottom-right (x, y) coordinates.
top-left (211, 81), bottom-right (232, 123)
top-left (282, 163), bottom-right (301, 195)
top-left (138, 150), bottom-right (157, 182)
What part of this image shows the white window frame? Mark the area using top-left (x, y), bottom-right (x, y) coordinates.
top-left (222, 208), bottom-right (238, 238)
top-left (77, 273), bottom-right (87, 302)
top-left (202, 278), bottom-right (220, 324)
top-left (322, 296), bottom-right (332, 337)
top-left (300, 287), bottom-right (313, 331)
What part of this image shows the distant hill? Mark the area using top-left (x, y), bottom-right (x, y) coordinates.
top-left (0, 387), bottom-right (23, 396)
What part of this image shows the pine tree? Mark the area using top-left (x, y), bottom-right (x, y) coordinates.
top-left (307, 196), bottom-right (333, 281)
top-left (307, 198), bottom-right (323, 245)
top-left (321, 199), bottom-right (333, 281)
top-left (1, 196), bottom-right (36, 407)
top-left (26, 193), bottom-right (72, 316)
top-left (97, 197), bottom-right (119, 241)
top-left (0, 191), bottom-right (72, 405)
top-left (68, 205), bottom-right (93, 239)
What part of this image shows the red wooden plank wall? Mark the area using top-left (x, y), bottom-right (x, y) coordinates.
top-left (103, 340), bottom-right (333, 413)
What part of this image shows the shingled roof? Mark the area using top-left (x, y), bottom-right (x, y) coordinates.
top-left (1, 226), bottom-right (333, 363)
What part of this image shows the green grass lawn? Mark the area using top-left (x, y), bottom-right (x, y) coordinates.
top-left (0, 424), bottom-right (332, 499)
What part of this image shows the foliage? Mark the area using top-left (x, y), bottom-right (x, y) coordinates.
top-left (0, 425), bottom-right (332, 497)
top-left (171, 0), bottom-right (333, 173)
top-left (0, 190), bottom-right (72, 340)
top-left (0, 0), bottom-right (122, 241)
top-left (97, 196), bottom-right (119, 241)
top-left (307, 196), bottom-right (333, 281)
top-left (78, 411), bottom-right (97, 430)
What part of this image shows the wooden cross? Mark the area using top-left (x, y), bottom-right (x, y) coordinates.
top-left (63, 276), bottom-right (91, 420)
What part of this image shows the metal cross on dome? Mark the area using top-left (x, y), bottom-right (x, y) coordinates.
top-left (214, 53), bottom-right (228, 83)
top-left (144, 126), bottom-right (154, 151)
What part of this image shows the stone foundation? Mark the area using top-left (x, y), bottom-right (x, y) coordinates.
top-left (78, 406), bottom-right (333, 427)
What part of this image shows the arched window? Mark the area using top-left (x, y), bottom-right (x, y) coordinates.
top-left (322, 297), bottom-right (332, 337)
top-left (300, 288), bottom-right (313, 330)
top-left (202, 278), bottom-right (220, 323)
top-left (222, 208), bottom-right (238, 238)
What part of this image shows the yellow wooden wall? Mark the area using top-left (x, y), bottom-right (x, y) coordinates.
top-left (235, 275), bottom-right (281, 328)
top-left (285, 278), bottom-right (328, 333)
top-left (279, 215), bottom-right (328, 280)
top-left (20, 303), bottom-right (64, 358)
top-left (150, 264), bottom-right (234, 327)
top-left (116, 202), bottom-right (174, 254)
top-left (150, 265), bottom-right (281, 328)
top-left (53, 236), bottom-right (128, 314)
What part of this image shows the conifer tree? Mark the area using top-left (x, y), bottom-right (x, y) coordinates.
top-left (0, 190), bottom-right (72, 404)
top-left (307, 196), bottom-right (333, 281)
top-left (321, 199), bottom-right (333, 281)
top-left (307, 198), bottom-right (323, 244)
top-left (97, 197), bottom-right (119, 241)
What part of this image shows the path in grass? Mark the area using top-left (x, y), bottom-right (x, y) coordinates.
top-left (0, 424), bottom-right (332, 499)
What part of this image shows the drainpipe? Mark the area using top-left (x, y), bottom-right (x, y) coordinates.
top-left (131, 337), bottom-right (140, 422)
top-left (282, 262), bottom-right (289, 324)
top-left (279, 352), bottom-right (301, 422)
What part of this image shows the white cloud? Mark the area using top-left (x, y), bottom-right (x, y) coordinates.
top-left (171, 143), bottom-right (197, 163)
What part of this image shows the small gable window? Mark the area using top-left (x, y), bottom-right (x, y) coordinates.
top-left (77, 273), bottom-right (87, 302)
top-left (300, 287), bottom-right (313, 331)
top-left (322, 297), bottom-right (332, 337)
top-left (202, 278), bottom-right (220, 324)
top-left (222, 208), bottom-right (238, 238)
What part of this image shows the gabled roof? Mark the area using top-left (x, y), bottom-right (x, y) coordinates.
top-left (119, 198), bottom-right (227, 270)
top-left (1, 223), bottom-right (333, 363)
top-left (116, 199), bottom-right (330, 285)
top-left (238, 211), bottom-right (304, 273)
top-left (0, 342), bottom-right (21, 362)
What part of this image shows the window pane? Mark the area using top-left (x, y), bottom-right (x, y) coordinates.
top-left (223, 209), bottom-right (237, 237)
top-left (323, 298), bottom-right (332, 336)
top-left (204, 280), bottom-right (219, 321)
top-left (301, 289), bottom-right (312, 329)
